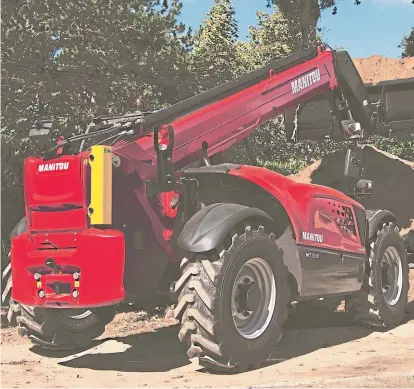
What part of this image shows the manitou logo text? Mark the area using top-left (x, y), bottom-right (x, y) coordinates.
top-left (38, 162), bottom-right (69, 173)
top-left (302, 231), bottom-right (324, 243)
top-left (291, 68), bottom-right (321, 95)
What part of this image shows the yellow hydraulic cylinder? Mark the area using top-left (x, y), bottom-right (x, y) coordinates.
top-left (88, 145), bottom-right (113, 225)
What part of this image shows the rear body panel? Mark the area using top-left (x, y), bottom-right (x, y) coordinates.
top-left (11, 228), bottom-right (125, 308)
top-left (24, 154), bottom-right (90, 231)
top-left (11, 153), bottom-right (126, 308)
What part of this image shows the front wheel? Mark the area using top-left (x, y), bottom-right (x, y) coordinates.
top-left (174, 224), bottom-right (289, 372)
top-left (345, 222), bottom-right (409, 328)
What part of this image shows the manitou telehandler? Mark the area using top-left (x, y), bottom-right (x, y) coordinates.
top-left (3, 44), bottom-right (414, 372)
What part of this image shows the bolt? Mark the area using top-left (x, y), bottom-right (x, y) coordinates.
top-left (73, 272), bottom-right (80, 280)
top-left (34, 273), bottom-right (41, 281)
top-left (243, 311), bottom-right (251, 317)
top-left (38, 290), bottom-right (45, 298)
top-left (243, 278), bottom-right (250, 284)
top-left (72, 289), bottom-right (79, 299)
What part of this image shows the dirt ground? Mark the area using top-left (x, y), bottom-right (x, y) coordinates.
top-left (353, 55), bottom-right (414, 84)
top-left (1, 269), bottom-right (413, 388)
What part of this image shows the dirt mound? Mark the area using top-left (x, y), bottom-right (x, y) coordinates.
top-left (290, 145), bottom-right (414, 232)
top-left (353, 55), bottom-right (414, 84)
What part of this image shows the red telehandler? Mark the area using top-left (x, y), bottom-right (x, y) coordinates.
top-left (3, 44), bottom-right (414, 372)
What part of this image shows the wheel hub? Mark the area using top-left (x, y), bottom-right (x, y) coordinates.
top-left (61, 308), bottom-right (92, 320)
top-left (380, 246), bottom-right (403, 306)
top-left (231, 257), bottom-right (276, 340)
top-left (246, 283), bottom-right (261, 311)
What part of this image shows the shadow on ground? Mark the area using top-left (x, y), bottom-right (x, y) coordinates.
top-left (32, 324), bottom-right (190, 372)
top-left (42, 307), bottom-right (389, 374)
top-left (25, 290), bottom-right (414, 374)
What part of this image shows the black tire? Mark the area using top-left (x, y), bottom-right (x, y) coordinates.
top-left (2, 219), bottom-right (117, 350)
top-left (16, 304), bottom-right (116, 350)
top-left (345, 222), bottom-right (409, 328)
top-left (174, 224), bottom-right (289, 372)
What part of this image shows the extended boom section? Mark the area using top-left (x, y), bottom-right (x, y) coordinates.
top-left (130, 47), bottom-right (340, 170)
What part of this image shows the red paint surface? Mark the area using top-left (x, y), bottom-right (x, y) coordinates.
top-left (121, 49), bottom-right (338, 171)
top-left (11, 228), bottom-right (125, 308)
top-left (229, 165), bottom-right (366, 254)
top-left (24, 154), bottom-right (89, 231)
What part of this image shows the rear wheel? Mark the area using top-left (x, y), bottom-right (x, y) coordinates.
top-left (345, 222), bottom-right (409, 328)
top-left (2, 219), bottom-right (117, 350)
top-left (16, 304), bottom-right (116, 350)
top-left (174, 224), bottom-right (289, 372)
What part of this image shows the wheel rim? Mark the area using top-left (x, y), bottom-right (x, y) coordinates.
top-left (380, 246), bottom-right (403, 306)
top-left (61, 309), bottom-right (93, 320)
top-left (231, 257), bottom-right (276, 339)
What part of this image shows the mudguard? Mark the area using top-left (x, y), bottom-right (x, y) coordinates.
top-left (177, 203), bottom-right (273, 253)
top-left (366, 209), bottom-right (397, 240)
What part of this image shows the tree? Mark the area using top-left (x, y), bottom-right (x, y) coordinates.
top-left (236, 10), bottom-right (302, 73)
top-left (1, 0), bottom-right (193, 260)
top-left (188, 0), bottom-right (240, 92)
top-left (269, 0), bottom-right (413, 49)
top-left (400, 27), bottom-right (414, 57)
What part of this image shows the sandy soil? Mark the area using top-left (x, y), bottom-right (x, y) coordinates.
top-left (1, 270), bottom-right (413, 388)
top-left (353, 55), bottom-right (414, 84)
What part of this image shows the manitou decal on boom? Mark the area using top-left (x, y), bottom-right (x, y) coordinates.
top-left (291, 68), bottom-right (321, 94)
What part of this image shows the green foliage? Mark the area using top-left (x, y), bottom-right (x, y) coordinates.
top-left (400, 27), bottom-right (414, 58)
top-left (236, 10), bottom-right (301, 73)
top-left (188, 0), bottom-right (240, 92)
top-left (260, 159), bottom-right (307, 176)
top-left (366, 136), bottom-right (414, 161)
top-left (1, 0), bottom-right (193, 257)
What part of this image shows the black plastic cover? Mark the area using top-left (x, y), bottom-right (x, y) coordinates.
top-left (177, 203), bottom-right (273, 253)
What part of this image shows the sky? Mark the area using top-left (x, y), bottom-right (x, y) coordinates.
top-left (178, 0), bottom-right (414, 58)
